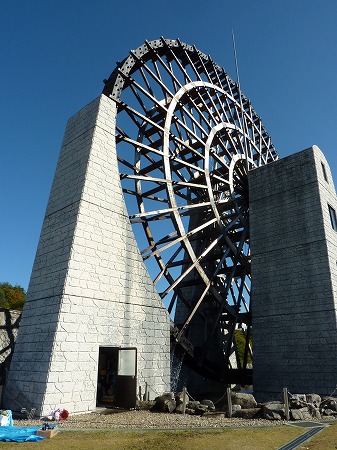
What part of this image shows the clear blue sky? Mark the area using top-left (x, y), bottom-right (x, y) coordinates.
top-left (2, 1), bottom-right (337, 290)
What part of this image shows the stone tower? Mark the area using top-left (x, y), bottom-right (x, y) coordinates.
top-left (3, 95), bottom-right (170, 415)
top-left (250, 146), bottom-right (337, 400)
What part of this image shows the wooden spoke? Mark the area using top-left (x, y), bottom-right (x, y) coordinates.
top-left (102, 38), bottom-right (278, 381)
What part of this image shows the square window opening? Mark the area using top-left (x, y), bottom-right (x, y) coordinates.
top-left (321, 162), bottom-right (329, 183)
top-left (328, 204), bottom-right (337, 231)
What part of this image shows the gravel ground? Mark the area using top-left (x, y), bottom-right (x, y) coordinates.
top-left (12, 409), bottom-right (335, 431)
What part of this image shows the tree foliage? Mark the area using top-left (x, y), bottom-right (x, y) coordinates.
top-left (234, 329), bottom-right (252, 366)
top-left (0, 282), bottom-right (26, 310)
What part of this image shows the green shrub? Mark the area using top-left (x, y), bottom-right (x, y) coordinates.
top-left (0, 282), bottom-right (26, 310)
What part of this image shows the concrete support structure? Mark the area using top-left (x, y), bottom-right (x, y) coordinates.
top-left (3, 95), bottom-right (170, 415)
top-left (250, 146), bottom-right (337, 400)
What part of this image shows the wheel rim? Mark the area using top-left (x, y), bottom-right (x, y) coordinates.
top-left (103, 38), bottom-right (278, 379)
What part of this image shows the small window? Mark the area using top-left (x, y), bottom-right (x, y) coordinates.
top-left (328, 205), bottom-right (337, 231)
top-left (321, 162), bottom-right (328, 182)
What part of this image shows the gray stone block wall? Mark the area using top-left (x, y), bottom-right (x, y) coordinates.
top-left (3, 95), bottom-right (170, 415)
top-left (250, 146), bottom-right (337, 400)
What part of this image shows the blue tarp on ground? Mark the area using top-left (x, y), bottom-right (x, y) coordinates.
top-left (0, 426), bottom-right (43, 442)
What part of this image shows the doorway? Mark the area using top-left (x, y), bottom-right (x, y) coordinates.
top-left (97, 347), bottom-right (137, 409)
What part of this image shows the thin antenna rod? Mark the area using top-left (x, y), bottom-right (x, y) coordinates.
top-left (232, 30), bottom-right (242, 94)
top-left (231, 30), bottom-right (249, 162)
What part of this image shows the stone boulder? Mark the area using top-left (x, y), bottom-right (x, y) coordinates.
top-left (223, 404), bottom-right (241, 417)
top-left (151, 393), bottom-right (176, 413)
top-left (175, 391), bottom-right (189, 405)
top-left (306, 394), bottom-right (321, 408)
top-left (194, 404), bottom-right (209, 415)
top-left (151, 393), bottom-right (217, 416)
top-left (290, 407), bottom-right (312, 421)
top-left (185, 401), bottom-right (209, 415)
top-left (187, 400), bottom-right (201, 409)
top-left (321, 408), bottom-right (337, 417)
top-left (307, 404), bottom-right (321, 420)
top-left (231, 392), bottom-right (257, 409)
top-left (175, 403), bottom-right (204, 415)
top-left (320, 397), bottom-right (337, 412)
top-left (289, 394), bottom-right (306, 409)
top-left (263, 402), bottom-right (285, 420)
top-left (175, 403), bottom-right (185, 414)
top-left (232, 408), bottom-right (262, 419)
top-left (201, 399), bottom-right (215, 411)
top-left (174, 400), bottom-right (211, 415)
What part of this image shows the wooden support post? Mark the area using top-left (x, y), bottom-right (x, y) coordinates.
top-left (227, 387), bottom-right (232, 418)
top-left (283, 387), bottom-right (290, 421)
top-left (182, 386), bottom-right (187, 415)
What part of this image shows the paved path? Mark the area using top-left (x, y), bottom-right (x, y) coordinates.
top-left (278, 422), bottom-right (327, 450)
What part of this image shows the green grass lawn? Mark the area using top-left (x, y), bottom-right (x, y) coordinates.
top-left (0, 423), bottom-right (335, 450)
